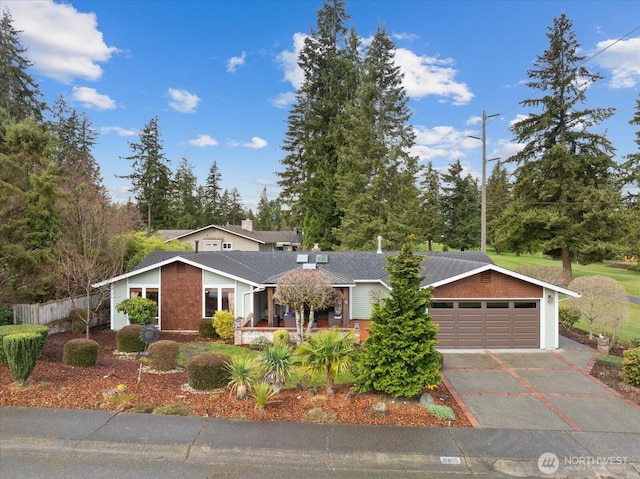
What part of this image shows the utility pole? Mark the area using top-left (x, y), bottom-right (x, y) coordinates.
top-left (469, 111), bottom-right (499, 253)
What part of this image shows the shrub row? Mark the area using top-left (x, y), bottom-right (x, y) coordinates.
top-left (622, 347), bottom-right (640, 387)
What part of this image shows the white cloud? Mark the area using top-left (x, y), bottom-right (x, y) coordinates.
top-left (72, 86), bottom-right (116, 110)
top-left (276, 32), bottom-right (307, 89)
top-left (242, 137), bottom-right (268, 149)
top-left (100, 126), bottom-right (137, 137)
top-left (591, 37), bottom-right (640, 88)
top-left (167, 88), bottom-right (201, 113)
top-left (188, 135), bottom-right (218, 147)
top-left (271, 91), bottom-right (296, 109)
top-left (411, 125), bottom-right (479, 162)
top-left (394, 48), bottom-right (474, 105)
top-left (509, 114), bottom-right (530, 128)
top-left (227, 51), bottom-right (246, 73)
top-left (392, 32), bottom-right (420, 42)
top-left (4, 0), bottom-right (118, 82)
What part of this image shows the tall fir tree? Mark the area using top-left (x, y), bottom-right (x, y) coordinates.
top-left (278, 0), bottom-right (354, 249)
top-left (485, 161), bottom-right (511, 253)
top-left (202, 160), bottom-right (223, 225)
top-left (441, 159), bottom-right (480, 250)
top-left (0, 10), bottom-right (45, 121)
top-left (419, 161), bottom-right (444, 251)
top-left (621, 96), bottom-right (640, 266)
top-left (119, 116), bottom-right (173, 234)
top-left (170, 155), bottom-right (200, 229)
top-left (335, 26), bottom-right (420, 250)
top-left (356, 235), bottom-right (440, 398)
top-left (500, 14), bottom-right (620, 278)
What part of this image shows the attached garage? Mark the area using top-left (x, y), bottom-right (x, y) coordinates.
top-left (430, 300), bottom-right (540, 349)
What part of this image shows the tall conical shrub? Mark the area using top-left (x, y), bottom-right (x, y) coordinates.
top-left (3, 333), bottom-right (41, 386)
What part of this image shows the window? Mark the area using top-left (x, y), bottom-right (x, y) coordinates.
top-left (487, 302), bottom-right (509, 308)
top-left (431, 302), bottom-right (454, 309)
top-left (459, 302), bottom-right (482, 308)
top-left (204, 287), bottom-right (235, 317)
top-left (222, 242), bottom-right (232, 250)
top-left (129, 287), bottom-right (158, 304)
top-left (514, 302), bottom-right (537, 309)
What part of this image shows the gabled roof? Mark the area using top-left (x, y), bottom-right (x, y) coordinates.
top-left (93, 250), bottom-right (579, 297)
top-left (158, 224), bottom-right (301, 245)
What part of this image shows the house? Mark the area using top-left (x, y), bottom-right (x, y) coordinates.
top-left (94, 250), bottom-right (579, 349)
top-left (157, 219), bottom-right (302, 252)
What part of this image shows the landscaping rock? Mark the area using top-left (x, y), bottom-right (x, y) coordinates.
top-left (372, 402), bottom-right (388, 414)
top-left (419, 392), bottom-right (435, 408)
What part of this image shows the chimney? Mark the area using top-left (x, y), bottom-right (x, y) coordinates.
top-left (377, 236), bottom-right (383, 254)
top-left (194, 240), bottom-right (199, 253)
top-left (241, 219), bottom-right (253, 232)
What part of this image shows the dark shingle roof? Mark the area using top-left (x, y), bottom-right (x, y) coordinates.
top-left (131, 250), bottom-right (493, 287)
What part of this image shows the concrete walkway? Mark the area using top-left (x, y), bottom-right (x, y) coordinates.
top-left (441, 336), bottom-right (640, 434)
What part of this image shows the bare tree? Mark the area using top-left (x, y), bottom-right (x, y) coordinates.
top-left (55, 185), bottom-right (138, 337)
top-left (567, 276), bottom-right (628, 344)
top-left (273, 269), bottom-right (335, 342)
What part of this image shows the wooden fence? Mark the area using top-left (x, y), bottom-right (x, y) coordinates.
top-left (12, 294), bottom-right (108, 332)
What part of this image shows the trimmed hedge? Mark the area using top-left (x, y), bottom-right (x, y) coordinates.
top-left (622, 347), bottom-right (640, 387)
top-left (116, 324), bottom-right (145, 352)
top-left (63, 338), bottom-right (99, 367)
top-left (198, 318), bottom-right (218, 339)
top-left (0, 324), bottom-right (49, 364)
top-left (3, 333), bottom-right (41, 385)
top-left (187, 353), bottom-right (230, 390)
top-left (148, 340), bottom-right (179, 371)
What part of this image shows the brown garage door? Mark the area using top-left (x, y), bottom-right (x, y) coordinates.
top-left (431, 300), bottom-right (539, 348)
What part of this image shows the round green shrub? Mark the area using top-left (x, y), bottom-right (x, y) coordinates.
top-left (148, 340), bottom-right (179, 371)
top-left (116, 324), bottom-right (145, 352)
top-left (213, 310), bottom-right (235, 340)
top-left (272, 329), bottom-right (290, 347)
top-left (115, 297), bottom-right (158, 325)
top-left (187, 353), bottom-right (230, 390)
top-left (63, 338), bottom-right (99, 367)
top-left (622, 347), bottom-right (640, 387)
top-left (3, 333), bottom-right (40, 386)
top-left (198, 318), bottom-right (218, 339)
top-left (0, 324), bottom-right (49, 364)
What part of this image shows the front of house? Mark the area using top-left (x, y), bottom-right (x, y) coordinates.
top-left (94, 250), bottom-right (578, 349)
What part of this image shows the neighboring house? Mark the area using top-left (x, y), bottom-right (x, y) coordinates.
top-left (94, 250), bottom-right (579, 350)
top-left (157, 219), bottom-right (302, 252)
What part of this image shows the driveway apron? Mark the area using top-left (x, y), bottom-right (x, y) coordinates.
top-left (441, 336), bottom-right (640, 432)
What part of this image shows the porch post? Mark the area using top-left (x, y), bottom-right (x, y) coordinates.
top-left (342, 287), bottom-right (349, 327)
top-left (267, 288), bottom-right (274, 327)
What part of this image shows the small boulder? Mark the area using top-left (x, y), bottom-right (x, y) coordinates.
top-left (419, 393), bottom-right (435, 409)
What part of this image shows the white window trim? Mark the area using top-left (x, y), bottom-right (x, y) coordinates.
top-left (222, 242), bottom-right (233, 250)
top-left (203, 284), bottom-right (236, 317)
top-left (126, 284), bottom-right (161, 325)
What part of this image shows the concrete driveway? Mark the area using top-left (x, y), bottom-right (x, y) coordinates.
top-left (441, 336), bottom-right (640, 433)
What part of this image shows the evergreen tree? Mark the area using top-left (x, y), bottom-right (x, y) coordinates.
top-left (486, 161), bottom-right (511, 253)
top-left (501, 14), bottom-right (620, 278)
top-left (621, 96), bottom-right (640, 266)
top-left (202, 160), bottom-right (223, 225)
top-left (335, 26), bottom-right (420, 250)
top-left (255, 187), bottom-right (284, 230)
top-left (441, 159), bottom-right (480, 250)
top-left (419, 161), bottom-right (444, 251)
top-left (119, 116), bottom-right (173, 234)
top-left (278, 0), bottom-right (354, 249)
top-left (49, 96), bottom-right (103, 192)
top-left (224, 187), bottom-right (246, 225)
top-left (170, 155), bottom-right (200, 229)
top-left (0, 111), bottom-right (62, 302)
top-left (0, 10), bottom-right (45, 121)
top-left (356, 235), bottom-right (441, 398)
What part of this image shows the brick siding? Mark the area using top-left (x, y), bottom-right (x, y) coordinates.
top-left (161, 262), bottom-right (202, 331)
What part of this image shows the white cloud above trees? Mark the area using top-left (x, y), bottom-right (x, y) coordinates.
top-left (188, 134), bottom-right (218, 147)
top-left (167, 88), bottom-right (201, 113)
top-left (72, 86), bottom-right (116, 110)
top-left (591, 37), bottom-right (640, 88)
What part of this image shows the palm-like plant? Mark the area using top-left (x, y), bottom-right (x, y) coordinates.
top-left (295, 328), bottom-right (356, 394)
top-left (258, 344), bottom-right (294, 393)
top-left (251, 380), bottom-right (278, 411)
top-left (225, 356), bottom-right (258, 400)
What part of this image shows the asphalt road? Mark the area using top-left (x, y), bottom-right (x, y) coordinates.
top-left (629, 295), bottom-right (640, 306)
top-left (2, 452), bottom-right (507, 479)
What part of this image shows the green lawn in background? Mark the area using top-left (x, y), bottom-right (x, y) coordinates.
top-left (486, 250), bottom-right (640, 341)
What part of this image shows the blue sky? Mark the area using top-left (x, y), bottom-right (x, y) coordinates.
top-left (4, 0), bottom-right (640, 210)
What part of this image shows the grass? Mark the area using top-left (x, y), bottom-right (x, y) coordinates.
top-left (485, 250), bottom-right (640, 341)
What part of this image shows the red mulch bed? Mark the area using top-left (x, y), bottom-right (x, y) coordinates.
top-left (560, 324), bottom-right (640, 406)
top-left (0, 330), bottom-right (471, 427)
